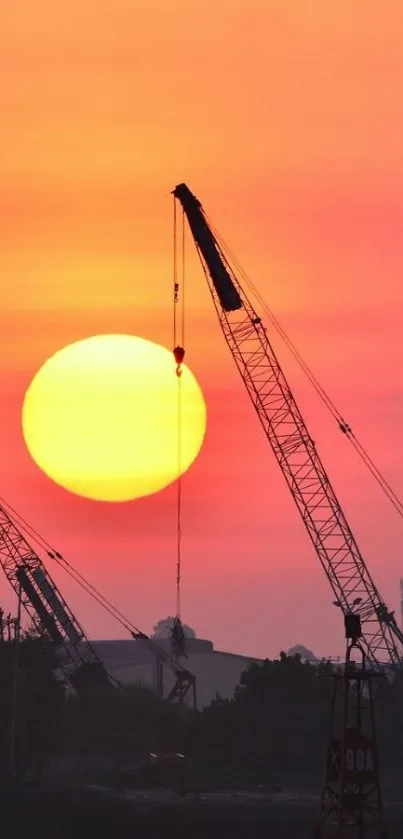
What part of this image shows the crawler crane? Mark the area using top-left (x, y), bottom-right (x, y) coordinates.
top-left (0, 503), bottom-right (109, 692)
top-left (0, 500), bottom-right (196, 703)
top-left (173, 182), bottom-right (403, 667)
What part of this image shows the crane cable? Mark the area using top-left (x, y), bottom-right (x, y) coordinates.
top-left (172, 198), bottom-right (186, 659)
top-left (207, 217), bottom-right (403, 523)
top-left (0, 203), bottom-right (188, 664)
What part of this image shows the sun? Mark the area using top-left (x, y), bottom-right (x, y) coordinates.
top-left (21, 334), bottom-right (207, 502)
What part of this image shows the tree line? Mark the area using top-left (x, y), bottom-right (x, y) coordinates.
top-left (1, 636), bottom-right (403, 788)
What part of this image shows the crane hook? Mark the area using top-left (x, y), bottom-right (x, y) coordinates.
top-left (173, 345), bottom-right (185, 377)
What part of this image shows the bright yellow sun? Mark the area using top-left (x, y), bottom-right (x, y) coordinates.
top-left (21, 334), bottom-right (207, 502)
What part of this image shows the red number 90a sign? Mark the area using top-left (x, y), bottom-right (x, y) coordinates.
top-left (326, 730), bottom-right (377, 783)
top-left (344, 731), bottom-right (376, 782)
top-left (345, 746), bottom-right (374, 774)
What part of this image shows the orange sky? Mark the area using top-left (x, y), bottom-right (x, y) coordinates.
top-left (1, 2), bottom-right (403, 659)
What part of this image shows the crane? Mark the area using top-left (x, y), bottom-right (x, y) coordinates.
top-left (0, 500), bottom-right (196, 704)
top-left (173, 182), bottom-right (403, 667)
top-left (0, 502), bottom-right (112, 693)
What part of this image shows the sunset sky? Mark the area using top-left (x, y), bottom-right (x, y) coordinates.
top-left (1, 2), bottom-right (403, 660)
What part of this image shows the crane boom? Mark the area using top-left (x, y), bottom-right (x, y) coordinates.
top-left (0, 504), bottom-right (111, 691)
top-left (173, 182), bottom-right (403, 666)
top-left (0, 502), bottom-right (196, 703)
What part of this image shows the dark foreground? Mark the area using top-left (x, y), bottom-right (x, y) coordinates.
top-left (1, 784), bottom-right (403, 839)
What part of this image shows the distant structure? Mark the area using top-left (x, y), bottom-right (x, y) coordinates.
top-left (287, 644), bottom-right (342, 667)
top-left (91, 635), bottom-right (343, 708)
top-left (92, 632), bottom-right (262, 709)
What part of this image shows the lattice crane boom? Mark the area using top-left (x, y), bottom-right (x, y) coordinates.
top-left (173, 182), bottom-right (403, 667)
top-left (0, 503), bottom-right (111, 690)
top-left (0, 502), bottom-right (196, 703)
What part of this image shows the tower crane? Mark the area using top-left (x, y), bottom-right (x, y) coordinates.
top-left (0, 500), bottom-right (196, 704)
top-left (173, 182), bottom-right (403, 667)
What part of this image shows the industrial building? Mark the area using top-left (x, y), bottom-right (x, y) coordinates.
top-left (92, 636), bottom-right (262, 709)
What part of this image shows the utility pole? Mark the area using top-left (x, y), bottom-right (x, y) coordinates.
top-left (9, 582), bottom-right (22, 779)
top-left (156, 658), bottom-right (163, 698)
top-left (314, 613), bottom-right (388, 838)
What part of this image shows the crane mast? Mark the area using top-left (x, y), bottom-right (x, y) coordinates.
top-left (173, 182), bottom-right (403, 666)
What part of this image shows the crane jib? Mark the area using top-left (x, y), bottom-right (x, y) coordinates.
top-left (173, 183), bottom-right (242, 313)
top-left (175, 181), bottom-right (403, 667)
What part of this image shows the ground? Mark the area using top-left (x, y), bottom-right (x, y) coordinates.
top-left (1, 784), bottom-right (402, 838)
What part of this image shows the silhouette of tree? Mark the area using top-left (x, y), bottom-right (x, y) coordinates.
top-left (1, 636), bottom-right (398, 794)
top-left (62, 682), bottom-right (192, 761)
top-left (0, 631), bottom-right (65, 778)
top-left (190, 653), bottom-right (331, 781)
